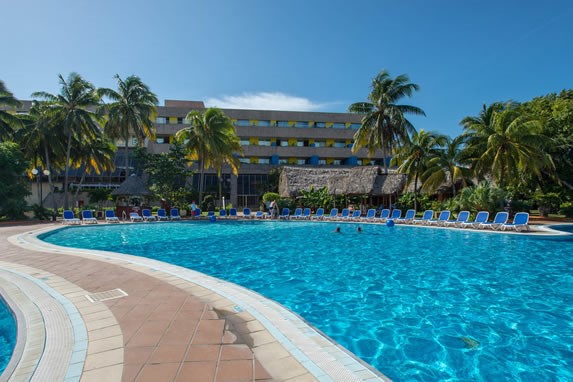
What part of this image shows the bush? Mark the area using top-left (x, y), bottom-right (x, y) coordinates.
top-left (201, 195), bottom-right (215, 211)
top-left (559, 202), bottom-right (573, 218)
top-left (31, 204), bottom-right (52, 220)
top-left (533, 192), bottom-right (561, 216)
top-left (262, 192), bottom-right (279, 203)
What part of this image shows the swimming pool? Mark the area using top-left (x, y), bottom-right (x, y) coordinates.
top-left (0, 299), bottom-right (16, 375)
top-left (41, 221), bottom-right (573, 381)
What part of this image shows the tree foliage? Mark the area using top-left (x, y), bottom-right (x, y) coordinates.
top-left (0, 142), bottom-right (30, 220)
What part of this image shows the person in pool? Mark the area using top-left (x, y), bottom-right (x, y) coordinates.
top-left (333, 226), bottom-right (341, 233)
top-left (357, 226), bottom-right (362, 233)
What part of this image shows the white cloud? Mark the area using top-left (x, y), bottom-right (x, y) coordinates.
top-left (205, 92), bottom-right (327, 111)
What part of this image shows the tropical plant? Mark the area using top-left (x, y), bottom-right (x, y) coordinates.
top-left (175, 108), bottom-right (242, 202)
top-left (422, 135), bottom-right (471, 196)
top-left (461, 102), bottom-right (553, 189)
top-left (298, 186), bottom-right (333, 210)
top-left (391, 129), bottom-right (446, 210)
top-left (98, 74), bottom-right (158, 180)
top-left (451, 181), bottom-right (506, 214)
top-left (0, 80), bottom-right (23, 141)
top-left (32, 73), bottom-right (102, 209)
top-left (349, 69), bottom-right (425, 173)
top-left (0, 142), bottom-right (30, 220)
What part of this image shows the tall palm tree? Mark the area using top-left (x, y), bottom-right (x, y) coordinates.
top-left (175, 108), bottom-right (242, 203)
top-left (98, 75), bottom-right (158, 180)
top-left (391, 129), bottom-right (446, 210)
top-left (349, 70), bottom-right (425, 173)
top-left (422, 135), bottom-right (471, 196)
top-left (0, 80), bottom-right (23, 140)
top-left (32, 73), bottom-right (102, 209)
top-left (461, 102), bottom-right (553, 189)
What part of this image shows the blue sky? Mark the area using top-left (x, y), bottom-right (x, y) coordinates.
top-left (2, 0), bottom-right (572, 137)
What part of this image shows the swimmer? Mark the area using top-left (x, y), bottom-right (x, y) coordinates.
top-left (357, 226), bottom-right (362, 233)
top-left (333, 226), bottom-right (341, 233)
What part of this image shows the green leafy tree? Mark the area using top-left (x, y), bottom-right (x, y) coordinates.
top-left (175, 108), bottom-right (242, 202)
top-left (391, 129), bottom-right (446, 210)
top-left (98, 75), bottom-right (158, 180)
top-left (422, 135), bottom-right (471, 196)
top-left (0, 80), bottom-right (23, 141)
top-left (0, 142), bottom-right (30, 220)
top-left (32, 73), bottom-right (102, 209)
top-left (349, 69), bottom-right (425, 173)
top-left (298, 186), bottom-right (334, 210)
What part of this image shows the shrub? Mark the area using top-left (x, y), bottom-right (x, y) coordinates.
top-left (533, 192), bottom-right (561, 216)
top-left (559, 202), bottom-right (573, 218)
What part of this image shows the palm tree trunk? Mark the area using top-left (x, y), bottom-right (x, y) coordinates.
top-left (413, 170), bottom-right (419, 211)
top-left (43, 142), bottom-right (57, 219)
top-left (199, 157), bottom-right (205, 203)
top-left (382, 145), bottom-right (388, 174)
top-left (124, 140), bottom-right (129, 180)
top-left (63, 129), bottom-right (72, 209)
top-left (74, 170), bottom-right (87, 204)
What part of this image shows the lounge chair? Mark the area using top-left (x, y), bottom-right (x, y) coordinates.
top-left (81, 210), bottom-right (98, 224)
top-left (156, 208), bottom-right (169, 221)
top-left (170, 208), bottom-right (181, 220)
top-left (62, 210), bottom-right (81, 225)
top-left (105, 210), bottom-right (120, 223)
top-left (412, 210), bottom-right (434, 225)
top-left (443, 211), bottom-right (470, 227)
top-left (142, 209), bottom-right (156, 222)
top-left (312, 208), bottom-right (325, 220)
top-left (299, 207), bottom-right (312, 220)
top-left (459, 211), bottom-right (489, 229)
top-left (255, 211), bottom-right (267, 219)
top-left (479, 211), bottom-right (509, 230)
top-left (130, 212), bottom-right (143, 222)
top-left (219, 209), bottom-right (227, 218)
top-left (500, 212), bottom-right (530, 232)
top-left (229, 208), bottom-right (238, 219)
top-left (292, 208), bottom-right (303, 219)
top-left (361, 209), bottom-right (377, 221)
top-left (374, 209), bottom-right (390, 223)
top-left (427, 211), bottom-right (451, 225)
top-left (207, 211), bottom-right (215, 217)
top-left (349, 210), bottom-right (362, 220)
top-left (324, 208), bottom-right (339, 220)
top-left (242, 208), bottom-right (253, 219)
top-left (389, 209), bottom-right (402, 221)
top-left (338, 208), bottom-right (350, 220)
top-left (396, 209), bottom-right (416, 224)
top-left (279, 207), bottom-right (290, 219)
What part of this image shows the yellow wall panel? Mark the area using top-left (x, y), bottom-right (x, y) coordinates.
top-left (169, 117), bottom-right (177, 124)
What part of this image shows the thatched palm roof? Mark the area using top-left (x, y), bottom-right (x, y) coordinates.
top-left (111, 175), bottom-right (153, 197)
top-left (278, 166), bottom-right (406, 197)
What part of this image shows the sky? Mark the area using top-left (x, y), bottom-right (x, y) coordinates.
top-left (2, 0), bottom-right (572, 137)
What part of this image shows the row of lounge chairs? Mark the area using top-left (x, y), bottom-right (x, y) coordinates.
top-left (62, 208), bottom-right (183, 225)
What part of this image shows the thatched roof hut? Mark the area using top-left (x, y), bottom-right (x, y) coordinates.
top-left (111, 175), bottom-right (152, 197)
top-left (278, 166), bottom-right (407, 198)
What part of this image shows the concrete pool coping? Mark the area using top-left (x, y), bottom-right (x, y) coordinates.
top-left (1, 223), bottom-right (389, 382)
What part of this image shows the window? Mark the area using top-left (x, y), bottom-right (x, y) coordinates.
top-left (258, 158), bottom-right (270, 164)
top-left (313, 141), bottom-right (326, 147)
top-left (332, 159), bottom-right (342, 165)
top-left (314, 122), bottom-right (326, 128)
top-left (177, 117), bottom-right (184, 124)
top-left (318, 159), bottom-right (326, 165)
top-left (333, 141), bottom-right (346, 148)
top-left (257, 120), bottom-right (270, 127)
top-left (236, 119), bottom-right (250, 126)
top-left (278, 158), bottom-right (289, 165)
top-left (280, 140), bottom-right (289, 147)
top-left (295, 121), bottom-right (309, 128)
top-left (156, 117), bottom-right (167, 124)
top-left (258, 139), bottom-right (271, 146)
top-left (332, 123), bottom-right (345, 129)
top-left (296, 140), bottom-right (305, 147)
top-left (239, 158), bottom-right (250, 164)
top-left (277, 121), bottom-right (289, 127)
top-left (350, 123), bottom-right (361, 129)
top-left (240, 140), bottom-right (250, 146)
top-left (296, 159), bottom-right (306, 165)
top-left (156, 137), bottom-right (165, 144)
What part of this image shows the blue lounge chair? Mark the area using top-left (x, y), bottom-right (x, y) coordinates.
top-left (142, 209), bottom-right (156, 222)
top-left (219, 209), bottom-right (227, 218)
top-left (396, 209), bottom-right (416, 224)
top-left (279, 207), bottom-right (290, 219)
top-left (299, 207), bottom-right (312, 220)
top-left (130, 212), bottom-right (143, 222)
top-left (229, 208), bottom-right (238, 219)
top-left (443, 211), bottom-right (470, 227)
top-left (324, 208), bottom-right (339, 220)
top-left (170, 208), bottom-right (181, 220)
top-left (500, 212), bottom-right (530, 232)
top-left (349, 210), bottom-right (362, 220)
top-left (81, 210), bottom-right (98, 224)
top-left (255, 211), bottom-right (267, 219)
top-left (338, 208), bottom-right (350, 220)
top-left (243, 208), bottom-right (253, 219)
top-left (361, 208), bottom-right (377, 221)
top-left (413, 210), bottom-right (434, 225)
top-left (375, 209), bottom-right (391, 223)
top-left (459, 211), bottom-right (489, 229)
top-left (292, 208), bottom-right (303, 219)
top-left (427, 211), bottom-right (451, 225)
top-left (312, 208), bottom-right (325, 220)
top-left (105, 210), bottom-right (120, 223)
top-left (389, 209), bottom-right (402, 221)
top-left (193, 208), bottom-right (201, 218)
top-left (62, 210), bottom-right (81, 225)
top-left (156, 208), bottom-right (169, 221)
top-left (479, 211), bottom-right (509, 230)
top-left (207, 210), bottom-right (215, 217)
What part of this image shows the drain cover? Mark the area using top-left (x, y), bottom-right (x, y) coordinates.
top-left (85, 288), bottom-right (128, 303)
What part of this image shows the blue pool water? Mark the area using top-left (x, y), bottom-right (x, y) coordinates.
top-left (0, 299), bottom-right (16, 375)
top-left (41, 221), bottom-right (573, 381)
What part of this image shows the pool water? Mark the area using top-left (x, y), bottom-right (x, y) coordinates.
top-left (0, 299), bottom-right (16, 375)
top-left (41, 221), bottom-right (573, 381)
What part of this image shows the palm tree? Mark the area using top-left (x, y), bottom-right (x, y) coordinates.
top-left (349, 70), bottom-right (425, 173)
top-left (0, 80), bottom-right (23, 140)
top-left (175, 108), bottom-right (242, 203)
top-left (391, 129), bottom-right (446, 210)
top-left (461, 102), bottom-right (553, 189)
top-left (422, 135), bottom-right (471, 196)
top-left (98, 75), bottom-right (158, 180)
top-left (32, 73), bottom-right (102, 209)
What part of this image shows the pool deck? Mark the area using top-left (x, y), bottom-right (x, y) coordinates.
top-left (0, 222), bottom-right (388, 382)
